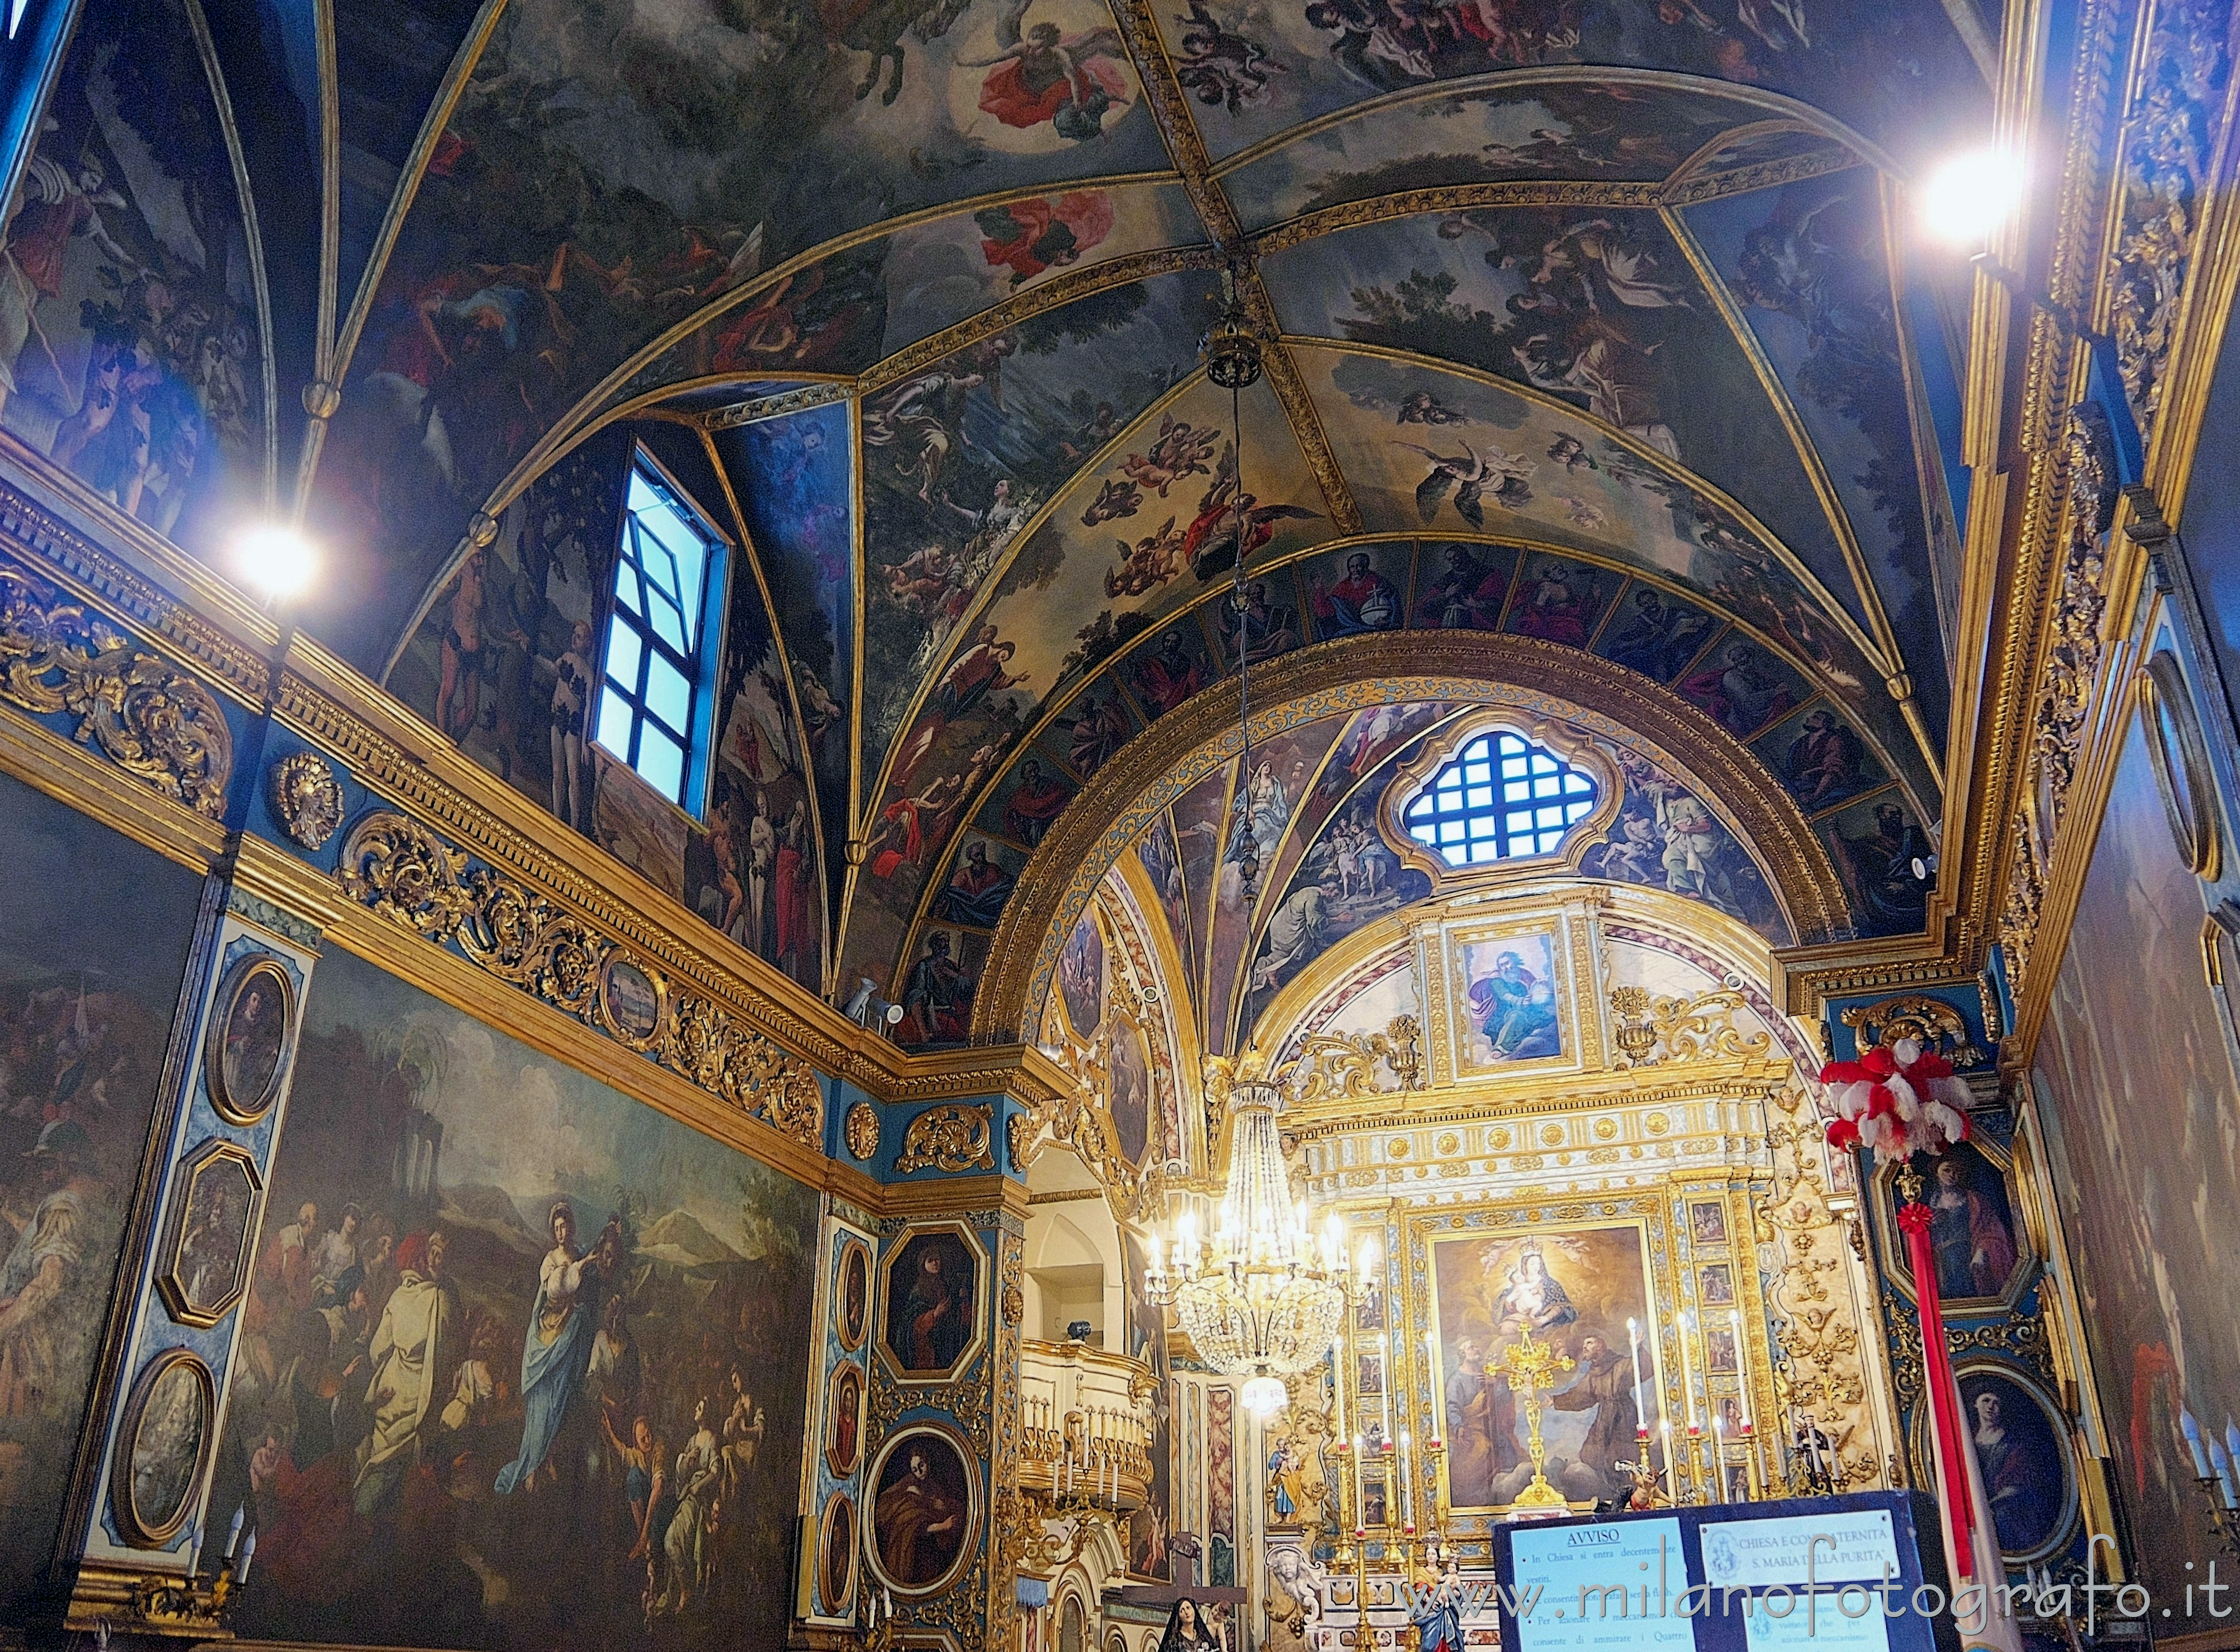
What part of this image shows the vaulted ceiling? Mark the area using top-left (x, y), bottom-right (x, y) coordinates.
top-left (19, 0), bottom-right (1994, 1031)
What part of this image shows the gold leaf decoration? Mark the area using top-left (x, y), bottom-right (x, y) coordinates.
top-left (895, 1103), bottom-right (995, 1173)
top-left (335, 811), bottom-right (823, 1146)
top-left (0, 563), bottom-right (231, 817)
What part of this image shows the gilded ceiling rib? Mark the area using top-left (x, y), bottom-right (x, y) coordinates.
top-left (1201, 63), bottom-right (1903, 183)
top-left (858, 244), bottom-right (1219, 394)
top-left (1109, 0), bottom-right (1245, 250)
top-left (1655, 203), bottom-right (1947, 792)
top-left (837, 368), bottom-right (1208, 865)
top-left (695, 424), bottom-right (841, 998)
top-left (867, 523), bottom-right (1932, 969)
top-left (1239, 271), bottom-right (1365, 535)
top-left (1286, 333), bottom-right (1896, 678)
top-left (971, 633), bottom-right (1856, 1041)
top-left (1658, 145), bottom-right (1866, 207)
top-left (1250, 180), bottom-right (1667, 258)
top-left (181, 0), bottom-right (280, 514)
top-left (698, 381), bottom-right (855, 432)
top-left (310, 0), bottom-right (341, 397)
top-left (312, 0), bottom-right (509, 480)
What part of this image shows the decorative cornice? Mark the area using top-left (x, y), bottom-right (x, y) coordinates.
top-left (973, 631), bottom-right (1856, 1041)
top-left (700, 380), bottom-right (853, 432)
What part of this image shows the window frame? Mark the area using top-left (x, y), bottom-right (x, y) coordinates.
top-left (1386, 718), bottom-right (1612, 875)
top-left (592, 444), bottom-right (731, 819)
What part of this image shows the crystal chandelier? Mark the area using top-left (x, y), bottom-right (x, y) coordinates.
top-left (1145, 1053), bottom-right (1348, 1417)
top-left (1140, 274), bottom-right (1348, 1419)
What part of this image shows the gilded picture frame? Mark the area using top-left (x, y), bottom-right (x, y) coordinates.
top-left (1906, 1359), bottom-right (2080, 1567)
top-left (877, 1222), bottom-right (987, 1385)
top-left (108, 1346), bottom-right (216, 1551)
top-left (818, 1489), bottom-right (860, 1616)
top-left (862, 1421), bottom-right (981, 1598)
top-left (153, 1138), bottom-right (265, 1328)
top-left (203, 951), bottom-right (297, 1126)
top-left (2138, 651), bottom-right (2224, 881)
top-left (1871, 1135), bottom-right (2038, 1314)
top-left (836, 1234), bottom-right (873, 1354)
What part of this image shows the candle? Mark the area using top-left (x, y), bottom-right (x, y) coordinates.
top-left (1660, 1418), bottom-right (1676, 1504)
top-left (2184, 1411), bottom-right (2214, 1478)
top-left (237, 1528), bottom-right (255, 1584)
top-left (1627, 1317), bottom-right (1648, 1436)
top-left (1400, 1429), bottom-right (1415, 1529)
top-left (1331, 1339), bottom-right (1347, 1444)
top-left (225, 1504), bottom-right (244, 1560)
top-left (1379, 1348), bottom-right (1394, 1450)
top-left (1678, 1315), bottom-right (1700, 1434)
top-left (1425, 1331), bottom-right (1441, 1445)
top-left (1713, 1414), bottom-right (1727, 1502)
top-left (2226, 1421), bottom-right (2240, 1508)
top-left (1729, 1310), bottom-right (1753, 1431)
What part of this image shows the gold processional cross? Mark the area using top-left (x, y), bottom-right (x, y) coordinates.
top-left (1503, 1325), bottom-right (1576, 1510)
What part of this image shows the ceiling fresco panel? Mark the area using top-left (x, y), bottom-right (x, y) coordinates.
top-left (716, 399), bottom-right (858, 930)
top-left (2, 0), bottom-right (273, 568)
top-left (305, 0), bottom-right (1173, 666)
top-left (1682, 169), bottom-right (1952, 744)
top-left (1218, 77), bottom-right (1767, 231)
top-left (860, 269), bottom-right (1223, 755)
top-left (1145, 0), bottom-right (1984, 167)
top-left (1260, 207), bottom-right (1869, 620)
top-left (331, 0), bottom-right (489, 312)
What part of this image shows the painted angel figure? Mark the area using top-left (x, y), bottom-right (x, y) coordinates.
top-left (962, 0), bottom-right (1132, 140)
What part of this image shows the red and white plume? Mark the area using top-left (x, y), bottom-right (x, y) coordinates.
top-left (1818, 1038), bottom-right (1970, 1164)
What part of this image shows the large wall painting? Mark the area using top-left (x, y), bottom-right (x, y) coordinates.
top-left (1122, 1228), bottom-right (1172, 1581)
top-left (1423, 1224), bottom-right (1652, 1510)
top-left (1455, 932), bottom-right (1564, 1068)
top-left (3, 0), bottom-right (270, 564)
top-left (211, 949), bottom-right (818, 1649)
top-left (2032, 713), bottom-right (2240, 1612)
top-left (0, 773), bottom-right (202, 1618)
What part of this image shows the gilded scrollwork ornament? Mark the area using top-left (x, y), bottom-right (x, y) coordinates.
top-left (895, 1103), bottom-right (995, 1173)
top-left (845, 1100), bottom-right (882, 1160)
top-left (0, 562), bottom-right (232, 817)
top-left (268, 749), bottom-right (344, 849)
top-left (336, 811), bottom-right (823, 1146)
top-left (1289, 1015), bottom-right (1425, 1105)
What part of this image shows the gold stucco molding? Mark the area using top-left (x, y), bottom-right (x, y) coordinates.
top-left (973, 631), bottom-right (1855, 1042)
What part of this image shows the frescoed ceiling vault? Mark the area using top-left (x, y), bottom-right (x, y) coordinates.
top-left (24, 0), bottom-right (1993, 1037)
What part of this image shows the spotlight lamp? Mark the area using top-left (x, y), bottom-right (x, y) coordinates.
top-left (234, 523), bottom-right (318, 605)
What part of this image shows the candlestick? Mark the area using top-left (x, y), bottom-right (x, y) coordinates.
top-left (2210, 1436), bottom-right (2239, 1512)
top-left (1729, 1309), bottom-right (1752, 1431)
top-left (1678, 1314), bottom-right (1700, 1434)
top-left (1331, 1339), bottom-right (1347, 1445)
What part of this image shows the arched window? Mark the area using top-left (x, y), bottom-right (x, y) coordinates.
top-left (1400, 729), bottom-right (1599, 866)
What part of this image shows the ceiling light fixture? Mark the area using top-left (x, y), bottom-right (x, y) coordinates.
top-left (234, 522), bottom-right (320, 605)
top-left (1919, 146), bottom-right (2027, 248)
top-left (1142, 270), bottom-right (1347, 1422)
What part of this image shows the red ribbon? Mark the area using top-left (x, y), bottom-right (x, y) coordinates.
top-left (1899, 1198), bottom-right (1974, 1580)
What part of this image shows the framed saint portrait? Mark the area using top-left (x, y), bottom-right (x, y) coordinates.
top-left (110, 1347), bottom-right (215, 1549)
top-left (155, 1140), bottom-right (263, 1327)
top-left (1422, 1220), bottom-right (1658, 1511)
top-left (866, 1425), bottom-right (978, 1596)
top-left (826, 1363), bottom-right (866, 1478)
top-left (1704, 1325), bottom-right (1738, 1373)
top-left (878, 1225), bottom-right (985, 1382)
top-left (1879, 1139), bottom-right (2032, 1308)
top-left (1456, 932), bottom-right (1566, 1070)
top-left (204, 953), bottom-right (295, 1125)
top-left (1689, 1202), bottom-right (1729, 1247)
top-left (597, 955), bottom-right (666, 1047)
top-left (819, 1491), bottom-right (858, 1616)
top-left (1912, 1363), bottom-right (2078, 1565)
top-left (836, 1235), bottom-right (872, 1353)
top-left (1698, 1264), bottom-right (1735, 1307)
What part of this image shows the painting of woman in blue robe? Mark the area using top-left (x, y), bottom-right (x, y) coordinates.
top-left (496, 1200), bottom-right (621, 1493)
top-left (1463, 939), bottom-right (1562, 1064)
